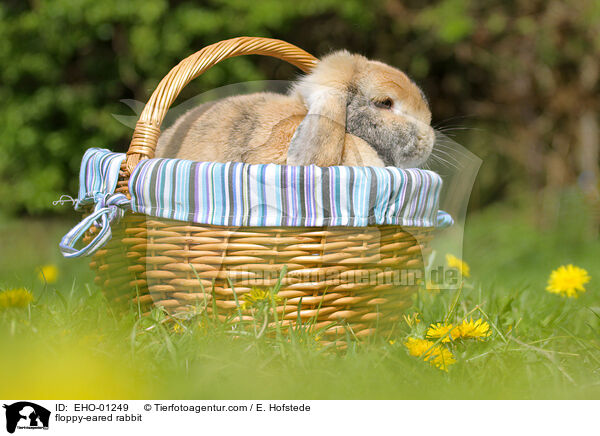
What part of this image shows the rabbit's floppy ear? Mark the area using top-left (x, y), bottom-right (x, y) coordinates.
top-left (286, 86), bottom-right (347, 166)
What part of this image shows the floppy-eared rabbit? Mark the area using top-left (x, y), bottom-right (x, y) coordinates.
top-left (155, 50), bottom-right (434, 168)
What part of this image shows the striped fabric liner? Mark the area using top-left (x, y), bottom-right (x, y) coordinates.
top-left (129, 158), bottom-right (449, 228)
top-left (75, 148), bottom-right (126, 210)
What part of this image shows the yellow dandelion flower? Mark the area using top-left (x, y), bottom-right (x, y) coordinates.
top-left (426, 322), bottom-right (461, 342)
top-left (0, 288), bottom-right (34, 309)
top-left (405, 337), bottom-right (435, 357)
top-left (240, 288), bottom-right (281, 310)
top-left (546, 264), bottom-right (590, 298)
top-left (446, 254), bottom-right (470, 278)
top-left (388, 339), bottom-right (396, 345)
top-left (404, 337), bottom-right (456, 372)
top-left (38, 264), bottom-right (59, 284)
top-left (456, 318), bottom-right (491, 340)
top-left (427, 346), bottom-right (456, 371)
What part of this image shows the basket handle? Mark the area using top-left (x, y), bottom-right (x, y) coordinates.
top-left (124, 36), bottom-right (318, 174)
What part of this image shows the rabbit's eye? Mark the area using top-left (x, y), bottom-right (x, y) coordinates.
top-left (374, 98), bottom-right (393, 109)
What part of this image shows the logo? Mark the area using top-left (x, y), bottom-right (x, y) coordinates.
top-left (3, 402), bottom-right (50, 434)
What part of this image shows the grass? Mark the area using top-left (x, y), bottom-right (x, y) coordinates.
top-left (0, 190), bottom-right (599, 399)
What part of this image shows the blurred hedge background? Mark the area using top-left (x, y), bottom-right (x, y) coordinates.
top-left (1, 0), bottom-right (599, 220)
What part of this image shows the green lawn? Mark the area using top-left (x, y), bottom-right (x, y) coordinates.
top-left (0, 190), bottom-right (599, 399)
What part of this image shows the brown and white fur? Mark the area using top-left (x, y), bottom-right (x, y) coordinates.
top-left (155, 50), bottom-right (434, 168)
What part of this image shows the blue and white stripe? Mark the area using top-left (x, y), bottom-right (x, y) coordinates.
top-left (75, 148), bottom-right (126, 210)
top-left (61, 148), bottom-right (454, 258)
top-left (129, 157), bottom-right (452, 228)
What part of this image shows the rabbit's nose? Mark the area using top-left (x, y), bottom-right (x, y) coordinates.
top-left (416, 125), bottom-right (435, 146)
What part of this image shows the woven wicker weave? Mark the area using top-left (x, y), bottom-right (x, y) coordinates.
top-left (87, 37), bottom-right (433, 340)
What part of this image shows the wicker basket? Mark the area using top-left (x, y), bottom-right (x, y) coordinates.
top-left (85, 37), bottom-right (436, 340)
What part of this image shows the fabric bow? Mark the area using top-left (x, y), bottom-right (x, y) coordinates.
top-left (59, 192), bottom-right (131, 258)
